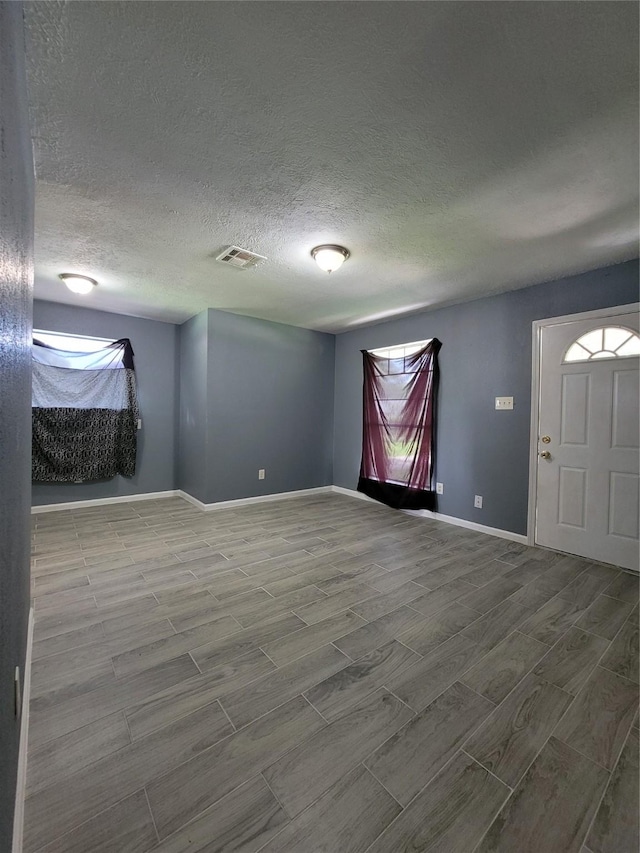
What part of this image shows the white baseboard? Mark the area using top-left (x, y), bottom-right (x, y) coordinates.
top-left (405, 509), bottom-right (528, 545)
top-left (31, 490), bottom-right (180, 514)
top-left (331, 485), bottom-right (378, 504)
top-left (177, 486), bottom-right (333, 511)
top-left (331, 486), bottom-right (528, 545)
top-left (12, 607), bottom-right (33, 853)
top-left (29, 484), bottom-right (526, 545)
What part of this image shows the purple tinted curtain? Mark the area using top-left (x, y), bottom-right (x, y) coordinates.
top-left (358, 338), bottom-right (441, 510)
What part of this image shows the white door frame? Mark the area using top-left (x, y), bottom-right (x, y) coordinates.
top-left (527, 302), bottom-right (640, 547)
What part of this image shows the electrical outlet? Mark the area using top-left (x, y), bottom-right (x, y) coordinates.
top-left (436, 482), bottom-right (444, 495)
top-left (137, 418), bottom-right (142, 430)
top-left (474, 495), bottom-right (483, 509)
top-left (258, 469), bottom-right (265, 480)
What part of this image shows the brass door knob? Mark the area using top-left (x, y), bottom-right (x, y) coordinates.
top-left (539, 451), bottom-right (552, 459)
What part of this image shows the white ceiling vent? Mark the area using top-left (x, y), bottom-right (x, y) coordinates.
top-left (215, 246), bottom-right (267, 270)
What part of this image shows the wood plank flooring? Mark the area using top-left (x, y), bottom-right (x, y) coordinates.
top-left (25, 493), bottom-right (639, 852)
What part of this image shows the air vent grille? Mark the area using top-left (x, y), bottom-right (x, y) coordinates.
top-left (215, 246), bottom-right (267, 269)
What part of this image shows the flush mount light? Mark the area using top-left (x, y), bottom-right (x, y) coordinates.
top-left (59, 273), bottom-right (98, 295)
top-left (311, 244), bottom-right (350, 273)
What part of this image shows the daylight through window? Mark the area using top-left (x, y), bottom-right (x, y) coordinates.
top-left (564, 327), bottom-right (640, 363)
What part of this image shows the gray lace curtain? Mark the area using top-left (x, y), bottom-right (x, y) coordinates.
top-left (32, 338), bottom-right (139, 482)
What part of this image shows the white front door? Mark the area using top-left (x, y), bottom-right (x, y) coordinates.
top-left (535, 309), bottom-right (640, 572)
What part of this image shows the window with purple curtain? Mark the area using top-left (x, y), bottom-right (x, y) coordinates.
top-left (358, 338), bottom-right (441, 510)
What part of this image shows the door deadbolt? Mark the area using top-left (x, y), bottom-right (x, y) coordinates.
top-left (541, 435), bottom-right (551, 444)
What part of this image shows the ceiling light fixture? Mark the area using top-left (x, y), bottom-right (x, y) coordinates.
top-left (59, 273), bottom-right (98, 295)
top-left (311, 244), bottom-right (350, 273)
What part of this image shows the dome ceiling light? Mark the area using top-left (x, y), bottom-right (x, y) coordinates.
top-left (311, 244), bottom-right (350, 273)
top-left (59, 273), bottom-right (98, 295)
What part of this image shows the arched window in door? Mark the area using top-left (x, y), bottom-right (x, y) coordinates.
top-left (563, 327), bottom-right (640, 363)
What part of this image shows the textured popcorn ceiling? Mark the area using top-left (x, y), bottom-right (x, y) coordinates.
top-left (25, 1), bottom-right (639, 332)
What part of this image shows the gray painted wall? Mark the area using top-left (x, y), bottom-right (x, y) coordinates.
top-left (177, 310), bottom-right (209, 502)
top-left (0, 3), bottom-right (34, 848)
top-left (30, 301), bottom-right (335, 507)
top-left (334, 260), bottom-right (639, 535)
top-left (177, 308), bottom-right (335, 504)
top-left (32, 301), bottom-right (179, 505)
top-left (206, 309), bottom-right (335, 502)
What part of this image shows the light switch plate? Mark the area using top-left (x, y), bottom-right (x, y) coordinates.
top-left (495, 397), bottom-right (514, 410)
top-left (14, 667), bottom-right (21, 718)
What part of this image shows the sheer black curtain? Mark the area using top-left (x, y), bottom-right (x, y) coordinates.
top-left (358, 339), bottom-right (441, 510)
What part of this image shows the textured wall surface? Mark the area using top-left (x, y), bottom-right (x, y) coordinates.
top-left (177, 310), bottom-right (209, 502)
top-left (32, 301), bottom-right (179, 505)
top-left (0, 3), bottom-right (34, 848)
top-left (24, 2), bottom-right (639, 331)
top-left (177, 308), bottom-right (335, 504)
top-left (205, 309), bottom-right (335, 502)
top-left (334, 259), bottom-right (639, 535)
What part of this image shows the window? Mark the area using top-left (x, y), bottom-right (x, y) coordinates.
top-left (358, 338), bottom-right (441, 510)
top-left (33, 329), bottom-right (115, 351)
top-left (366, 340), bottom-right (433, 479)
top-left (368, 339), bottom-right (432, 358)
top-left (32, 333), bottom-right (139, 483)
top-left (367, 339), bottom-right (433, 383)
top-left (33, 330), bottom-right (124, 370)
top-left (564, 326), bottom-right (640, 363)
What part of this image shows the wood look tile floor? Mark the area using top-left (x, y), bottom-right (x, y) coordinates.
top-left (25, 494), bottom-right (639, 853)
